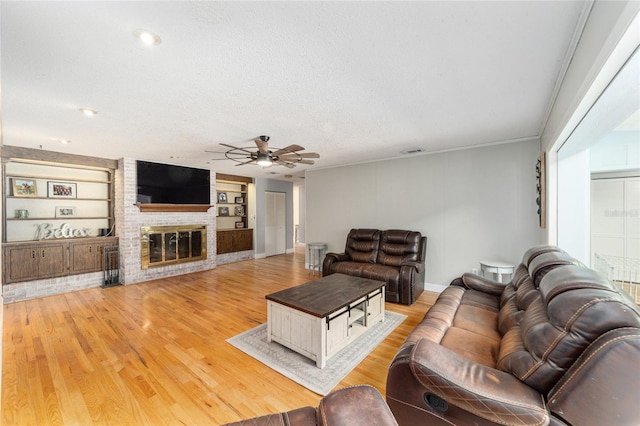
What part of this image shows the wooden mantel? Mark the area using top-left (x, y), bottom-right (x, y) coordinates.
top-left (135, 203), bottom-right (213, 213)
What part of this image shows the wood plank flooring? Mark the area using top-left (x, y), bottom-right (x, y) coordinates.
top-left (2, 247), bottom-right (437, 425)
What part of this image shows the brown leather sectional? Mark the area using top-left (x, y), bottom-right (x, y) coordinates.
top-left (222, 385), bottom-right (398, 426)
top-left (386, 245), bottom-right (640, 425)
top-left (322, 229), bottom-right (427, 305)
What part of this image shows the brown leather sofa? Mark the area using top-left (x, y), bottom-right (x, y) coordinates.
top-left (322, 229), bottom-right (427, 305)
top-left (222, 385), bottom-right (398, 426)
top-left (386, 245), bottom-right (640, 425)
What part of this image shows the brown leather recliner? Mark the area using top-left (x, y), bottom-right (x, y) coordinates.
top-left (222, 385), bottom-right (398, 426)
top-left (386, 245), bottom-right (640, 425)
top-left (322, 229), bottom-right (427, 305)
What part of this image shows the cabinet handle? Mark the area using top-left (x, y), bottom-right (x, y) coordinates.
top-left (89, 246), bottom-right (92, 253)
top-left (42, 250), bottom-right (45, 258)
top-left (32, 250), bottom-right (36, 259)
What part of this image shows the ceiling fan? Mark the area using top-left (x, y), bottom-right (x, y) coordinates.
top-left (207, 136), bottom-right (320, 168)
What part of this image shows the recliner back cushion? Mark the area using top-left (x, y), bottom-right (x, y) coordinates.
top-left (376, 230), bottom-right (422, 267)
top-left (497, 265), bottom-right (640, 394)
top-left (345, 229), bottom-right (381, 264)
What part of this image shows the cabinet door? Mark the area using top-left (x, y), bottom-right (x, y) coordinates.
top-left (235, 229), bottom-right (253, 251)
top-left (4, 246), bottom-right (39, 283)
top-left (217, 231), bottom-right (234, 254)
top-left (38, 244), bottom-right (68, 279)
top-left (70, 242), bottom-right (99, 274)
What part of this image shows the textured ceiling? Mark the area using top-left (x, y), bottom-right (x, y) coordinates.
top-left (1, 1), bottom-right (589, 180)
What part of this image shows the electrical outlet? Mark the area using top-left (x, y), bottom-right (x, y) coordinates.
top-left (472, 268), bottom-right (479, 275)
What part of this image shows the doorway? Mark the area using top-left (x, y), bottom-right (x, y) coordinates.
top-left (265, 191), bottom-right (286, 256)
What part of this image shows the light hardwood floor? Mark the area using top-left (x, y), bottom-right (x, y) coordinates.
top-left (2, 247), bottom-right (437, 425)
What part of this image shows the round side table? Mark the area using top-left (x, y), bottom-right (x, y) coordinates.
top-left (307, 242), bottom-right (327, 274)
top-left (479, 260), bottom-right (515, 283)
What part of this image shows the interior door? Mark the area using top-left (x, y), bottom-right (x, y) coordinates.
top-left (265, 191), bottom-right (286, 256)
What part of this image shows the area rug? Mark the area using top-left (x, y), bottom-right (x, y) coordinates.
top-left (227, 311), bottom-right (406, 395)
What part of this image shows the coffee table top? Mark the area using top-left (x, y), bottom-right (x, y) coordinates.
top-left (265, 273), bottom-right (385, 318)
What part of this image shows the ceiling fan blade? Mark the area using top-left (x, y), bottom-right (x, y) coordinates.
top-left (296, 159), bottom-right (315, 165)
top-left (255, 139), bottom-right (269, 154)
top-left (275, 160), bottom-right (296, 169)
top-left (278, 152), bottom-right (320, 159)
top-left (234, 158), bottom-right (256, 166)
top-left (220, 143), bottom-right (254, 154)
top-left (272, 145), bottom-right (305, 156)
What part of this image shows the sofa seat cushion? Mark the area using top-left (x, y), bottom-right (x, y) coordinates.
top-left (402, 285), bottom-right (501, 368)
top-left (330, 261), bottom-right (400, 288)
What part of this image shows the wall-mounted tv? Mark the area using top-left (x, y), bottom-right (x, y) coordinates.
top-left (136, 160), bottom-right (210, 205)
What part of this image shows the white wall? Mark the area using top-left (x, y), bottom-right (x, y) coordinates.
top-left (558, 149), bottom-right (591, 264)
top-left (306, 139), bottom-right (540, 289)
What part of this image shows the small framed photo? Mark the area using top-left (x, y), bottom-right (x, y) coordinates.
top-left (234, 206), bottom-right (245, 216)
top-left (235, 221), bottom-right (244, 229)
top-left (11, 178), bottom-right (38, 197)
top-left (217, 192), bottom-right (228, 203)
top-left (55, 206), bottom-right (76, 218)
top-left (234, 196), bottom-right (244, 204)
top-left (218, 206), bottom-right (229, 216)
top-left (48, 181), bottom-right (77, 198)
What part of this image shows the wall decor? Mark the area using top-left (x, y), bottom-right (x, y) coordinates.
top-left (11, 178), bottom-right (37, 197)
top-left (219, 206), bottom-right (229, 216)
top-left (235, 196), bottom-right (244, 203)
top-left (55, 206), bottom-right (76, 218)
top-left (35, 223), bottom-right (89, 239)
top-left (218, 192), bottom-right (228, 203)
top-left (48, 181), bottom-right (77, 198)
top-left (234, 206), bottom-right (245, 216)
top-left (536, 152), bottom-right (546, 229)
top-left (235, 221), bottom-right (244, 229)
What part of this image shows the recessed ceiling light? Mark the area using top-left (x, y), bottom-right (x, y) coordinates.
top-left (170, 156), bottom-right (179, 159)
top-left (79, 108), bottom-right (97, 116)
top-left (134, 29), bottom-right (161, 46)
top-left (58, 139), bottom-right (72, 145)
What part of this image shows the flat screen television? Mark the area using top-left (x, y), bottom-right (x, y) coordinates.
top-left (136, 160), bottom-right (210, 205)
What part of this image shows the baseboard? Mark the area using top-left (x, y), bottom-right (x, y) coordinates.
top-left (286, 248), bottom-right (294, 254)
top-left (424, 282), bottom-right (446, 293)
top-left (255, 252), bottom-right (266, 259)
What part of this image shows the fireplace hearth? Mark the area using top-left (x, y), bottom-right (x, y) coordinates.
top-left (140, 225), bottom-right (207, 269)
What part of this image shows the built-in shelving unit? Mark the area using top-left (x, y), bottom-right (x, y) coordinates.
top-left (215, 173), bottom-right (253, 254)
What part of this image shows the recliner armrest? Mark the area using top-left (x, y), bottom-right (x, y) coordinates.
top-left (456, 272), bottom-right (505, 296)
top-left (326, 252), bottom-right (350, 262)
top-left (318, 385), bottom-right (398, 426)
top-left (400, 260), bottom-right (424, 274)
top-left (409, 339), bottom-right (549, 426)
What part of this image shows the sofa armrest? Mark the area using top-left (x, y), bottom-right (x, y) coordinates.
top-left (322, 252), bottom-right (350, 276)
top-left (453, 272), bottom-right (505, 296)
top-left (400, 260), bottom-right (424, 274)
top-left (410, 339), bottom-right (549, 426)
top-left (318, 385), bottom-right (398, 426)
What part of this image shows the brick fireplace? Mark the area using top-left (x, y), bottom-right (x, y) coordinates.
top-left (140, 225), bottom-right (207, 269)
top-left (115, 158), bottom-right (216, 284)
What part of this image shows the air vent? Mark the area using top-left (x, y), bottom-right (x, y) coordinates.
top-left (401, 148), bottom-right (425, 155)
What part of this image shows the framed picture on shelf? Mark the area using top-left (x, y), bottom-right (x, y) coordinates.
top-left (11, 178), bottom-right (37, 197)
top-left (218, 206), bottom-right (229, 216)
top-left (234, 206), bottom-right (245, 216)
top-left (235, 221), bottom-right (244, 229)
top-left (217, 192), bottom-right (227, 203)
top-left (48, 181), bottom-right (77, 198)
top-left (234, 196), bottom-right (244, 204)
top-left (55, 206), bottom-right (76, 218)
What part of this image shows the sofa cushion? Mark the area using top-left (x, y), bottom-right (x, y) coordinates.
top-left (376, 230), bottom-right (422, 267)
top-left (344, 229), bottom-right (381, 263)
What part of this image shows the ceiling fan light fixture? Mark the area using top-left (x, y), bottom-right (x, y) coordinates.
top-left (256, 153), bottom-right (272, 167)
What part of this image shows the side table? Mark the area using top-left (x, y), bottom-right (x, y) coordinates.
top-left (479, 260), bottom-right (515, 283)
top-left (307, 242), bottom-right (327, 274)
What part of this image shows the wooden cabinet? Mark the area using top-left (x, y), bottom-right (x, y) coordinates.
top-left (4, 242), bottom-right (68, 283)
top-left (217, 229), bottom-right (253, 254)
top-left (70, 238), bottom-right (117, 275)
top-left (3, 237), bottom-right (118, 284)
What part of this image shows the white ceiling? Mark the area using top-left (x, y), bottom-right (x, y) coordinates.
top-left (1, 1), bottom-right (589, 180)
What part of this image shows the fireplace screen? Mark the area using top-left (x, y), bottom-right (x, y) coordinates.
top-left (141, 225), bottom-right (206, 269)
